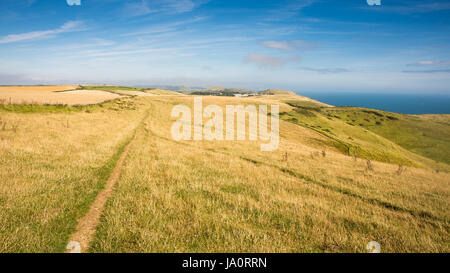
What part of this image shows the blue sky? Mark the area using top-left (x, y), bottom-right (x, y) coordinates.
top-left (1, 0), bottom-right (450, 93)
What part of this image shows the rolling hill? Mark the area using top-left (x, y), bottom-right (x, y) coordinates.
top-left (0, 86), bottom-right (448, 253)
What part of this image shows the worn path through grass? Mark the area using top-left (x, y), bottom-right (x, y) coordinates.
top-left (66, 109), bottom-right (150, 253)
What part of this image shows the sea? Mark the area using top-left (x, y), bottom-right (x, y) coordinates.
top-left (297, 92), bottom-right (450, 115)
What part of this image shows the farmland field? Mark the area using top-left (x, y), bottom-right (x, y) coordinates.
top-left (0, 85), bottom-right (125, 106)
top-left (0, 86), bottom-right (449, 253)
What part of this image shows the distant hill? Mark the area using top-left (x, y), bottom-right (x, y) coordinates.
top-left (206, 86), bottom-right (253, 93)
top-left (190, 86), bottom-right (256, 96)
top-left (136, 85), bottom-right (205, 93)
top-left (258, 89), bottom-right (295, 95)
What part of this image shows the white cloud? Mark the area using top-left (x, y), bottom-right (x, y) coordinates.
top-left (0, 21), bottom-right (84, 44)
top-left (66, 0), bottom-right (81, 6)
top-left (261, 40), bottom-right (315, 51)
top-left (261, 41), bottom-right (293, 50)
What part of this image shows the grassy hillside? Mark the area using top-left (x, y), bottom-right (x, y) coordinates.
top-left (278, 99), bottom-right (449, 170)
top-left (89, 96), bottom-right (449, 253)
top-left (0, 98), bottom-right (147, 252)
top-left (328, 108), bottom-right (450, 164)
top-left (0, 89), bottom-right (448, 253)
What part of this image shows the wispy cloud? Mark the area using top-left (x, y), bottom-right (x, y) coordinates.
top-left (407, 60), bottom-right (450, 66)
top-left (261, 40), bottom-right (315, 51)
top-left (243, 53), bottom-right (285, 67)
top-left (403, 69), bottom-right (450, 73)
top-left (300, 67), bottom-right (349, 74)
top-left (26, 0), bottom-right (36, 7)
top-left (122, 16), bottom-right (207, 36)
top-left (122, 0), bottom-right (154, 16)
top-left (0, 21), bottom-right (84, 44)
top-left (363, 1), bottom-right (450, 14)
top-left (166, 0), bottom-right (197, 13)
top-left (77, 47), bottom-right (175, 58)
top-left (267, 0), bottom-right (316, 21)
top-left (243, 53), bottom-right (299, 68)
top-left (261, 41), bottom-right (293, 50)
top-left (122, 0), bottom-right (205, 17)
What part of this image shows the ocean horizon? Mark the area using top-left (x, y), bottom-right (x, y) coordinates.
top-left (298, 92), bottom-right (450, 115)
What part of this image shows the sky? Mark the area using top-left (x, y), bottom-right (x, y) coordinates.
top-left (0, 0), bottom-right (450, 94)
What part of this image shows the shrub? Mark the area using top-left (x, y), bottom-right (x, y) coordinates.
top-left (387, 115), bottom-right (398, 120)
top-left (366, 160), bottom-right (374, 171)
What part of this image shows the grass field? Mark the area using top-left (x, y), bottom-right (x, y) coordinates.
top-left (0, 89), bottom-right (448, 253)
top-left (0, 97), bottom-right (146, 252)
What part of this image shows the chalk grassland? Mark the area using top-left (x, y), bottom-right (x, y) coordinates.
top-left (0, 92), bottom-right (449, 252)
top-left (0, 85), bottom-right (124, 106)
top-left (0, 98), bottom-right (148, 252)
top-left (90, 96), bottom-right (449, 253)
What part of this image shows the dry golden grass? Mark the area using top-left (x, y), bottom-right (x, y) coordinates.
top-left (89, 96), bottom-right (449, 253)
top-left (0, 98), bottom-right (148, 252)
top-left (108, 90), bottom-right (155, 97)
top-left (0, 85), bottom-right (124, 105)
top-left (0, 93), bottom-right (448, 253)
top-left (253, 93), bottom-right (332, 108)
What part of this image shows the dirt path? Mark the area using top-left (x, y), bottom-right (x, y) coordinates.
top-left (66, 134), bottom-right (137, 253)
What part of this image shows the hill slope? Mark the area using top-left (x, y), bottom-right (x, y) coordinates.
top-left (278, 97), bottom-right (449, 168)
top-left (89, 95), bottom-right (449, 253)
top-left (0, 88), bottom-right (448, 253)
